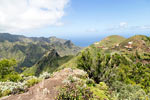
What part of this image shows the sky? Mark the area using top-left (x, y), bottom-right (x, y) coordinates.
top-left (0, 0), bottom-right (150, 46)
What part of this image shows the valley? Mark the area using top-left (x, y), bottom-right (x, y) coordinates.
top-left (0, 34), bottom-right (150, 100)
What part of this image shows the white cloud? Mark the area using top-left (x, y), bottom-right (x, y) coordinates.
top-left (119, 22), bottom-right (128, 28)
top-left (0, 0), bottom-right (69, 32)
top-left (140, 25), bottom-right (150, 29)
top-left (106, 22), bottom-right (150, 34)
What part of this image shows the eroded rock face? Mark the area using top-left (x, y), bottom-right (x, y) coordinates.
top-left (0, 68), bottom-right (86, 100)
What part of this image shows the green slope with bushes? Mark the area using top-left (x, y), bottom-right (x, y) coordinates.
top-left (24, 49), bottom-right (74, 75)
top-left (1, 35), bottom-right (150, 100)
top-left (58, 35), bottom-right (150, 99)
top-left (0, 33), bottom-right (81, 71)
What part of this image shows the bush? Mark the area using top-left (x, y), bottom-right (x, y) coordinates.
top-left (0, 59), bottom-right (16, 80)
top-left (77, 49), bottom-right (150, 94)
top-left (57, 81), bottom-right (94, 100)
top-left (57, 74), bottom-right (113, 100)
top-left (0, 81), bottom-right (26, 97)
top-left (25, 78), bottom-right (40, 87)
top-left (4, 73), bottom-right (22, 82)
top-left (111, 81), bottom-right (149, 100)
top-left (2, 90), bottom-right (11, 97)
top-left (39, 72), bottom-right (51, 79)
top-left (0, 90), bottom-right (2, 97)
top-left (0, 71), bottom-right (50, 98)
top-left (86, 78), bottom-right (95, 86)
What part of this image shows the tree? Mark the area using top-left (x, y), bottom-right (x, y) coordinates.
top-left (0, 59), bottom-right (20, 82)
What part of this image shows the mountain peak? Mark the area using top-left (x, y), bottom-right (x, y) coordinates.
top-left (92, 35), bottom-right (126, 48)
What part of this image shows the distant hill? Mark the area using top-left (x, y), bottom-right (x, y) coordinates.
top-left (59, 35), bottom-right (150, 69)
top-left (92, 35), bottom-right (126, 48)
top-left (118, 35), bottom-right (150, 52)
top-left (0, 33), bottom-right (82, 70)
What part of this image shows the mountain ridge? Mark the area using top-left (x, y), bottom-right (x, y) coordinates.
top-left (0, 33), bottom-right (82, 71)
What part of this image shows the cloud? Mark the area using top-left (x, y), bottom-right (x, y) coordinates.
top-left (106, 22), bottom-right (150, 33)
top-left (106, 22), bottom-right (128, 31)
top-left (0, 0), bottom-right (69, 32)
top-left (119, 22), bottom-right (128, 28)
top-left (140, 25), bottom-right (150, 29)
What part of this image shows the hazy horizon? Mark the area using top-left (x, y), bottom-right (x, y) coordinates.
top-left (1, 32), bottom-right (149, 47)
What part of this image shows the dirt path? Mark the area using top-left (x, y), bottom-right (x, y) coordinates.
top-left (0, 68), bottom-right (86, 100)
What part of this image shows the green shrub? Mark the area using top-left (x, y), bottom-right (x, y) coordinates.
top-left (86, 78), bottom-right (95, 86)
top-left (39, 72), bottom-right (51, 79)
top-left (77, 49), bottom-right (150, 94)
top-left (0, 90), bottom-right (2, 97)
top-left (4, 73), bottom-right (22, 82)
top-left (2, 90), bottom-right (11, 97)
top-left (57, 81), bottom-right (94, 100)
top-left (57, 74), bottom-right (113, 100)
top-left (25, 78), bottom-right (40, 87)
top-left (111, 81), bottom-right (149, 100)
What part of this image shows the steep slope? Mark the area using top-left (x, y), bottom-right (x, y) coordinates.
top-left (0, 33), bottom-right (81, 70)
top-left (24, 49), bottom-right (73, 75)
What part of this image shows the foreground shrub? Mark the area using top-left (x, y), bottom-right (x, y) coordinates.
top-left (39, 72), bottom-right (51, 79)
top-left (0, 81), bottom-right (26, 97)
top-left (57, 75), bottom-right (112, 100)
top-left (78, 49), bottom-right (150, 94)
top-left (57, 81), bottom-right (94, 100)
top-left (0, 59), bottom-right (21, 82)
top-left (4, 73), bottom-right (22, 82)
top-left (111, 81), bottom-right (149, 100)
top-left (25, 78), bottom-right (40, 87)
top-left (0, 72), bottom-right (51, 98)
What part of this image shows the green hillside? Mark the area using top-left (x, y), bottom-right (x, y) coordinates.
top-left (0, 33), bottom-right (81, 71)
top-left (118, 35), bottom-right (150, 52)
top-left (24, 49), bottom-right (73, 75)
top-left (59, 35), bottom-right (126, 69)
top-left (58, 35), bottom-right (150, 98)
top-left (1, 35), bottom-right (150, 100)
top-left (91, 35), bottom-right (126, 48)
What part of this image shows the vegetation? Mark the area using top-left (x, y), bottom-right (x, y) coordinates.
top-left (57, 75), bottom-right (112, 100)
top-left (76, 47), bottom-right (150, 99)
top-left (23, 50), bottom-right (74, 76)
top-left (92, 35), bottom-right (126, 48)
top-left (0, 71), bottom-right (51, 98)
top-left (58, 35), bottom-right (150, 99)
top-left (0, 33), bottom-right (81, 71)
top-left (1, 34), bottom-right (150, 100)
top-left (0, 59), bottom-right (21, 82)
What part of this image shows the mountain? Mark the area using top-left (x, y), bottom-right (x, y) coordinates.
top-left (91, 35), bottom-right (126, 48)
top-left (118, 35), bottom-right (150, 52)
top-left (1, 35), bottom-right (150, 100)
top-left (59, 35), bottom-right (150, 96)
top-left (0, 33), bottom-right (82, 70)
top-left (59, 35), bottom-right (126, 69)
top-left (60, 35), bottom-right (150, 69)
top-left (24, 49), bottom-right (73, 75)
